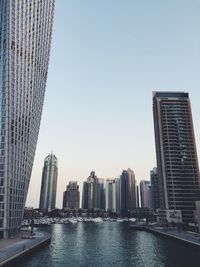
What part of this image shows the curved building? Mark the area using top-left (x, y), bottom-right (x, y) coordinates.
top-left (0, 0), bottom-right (55, 238)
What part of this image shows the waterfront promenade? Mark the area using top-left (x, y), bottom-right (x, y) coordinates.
top-left (0, 230), bottom-right (51, 266)
top-left (130, 225), bottom-right (200, 248)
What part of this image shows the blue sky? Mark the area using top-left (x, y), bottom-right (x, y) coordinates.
top-left (26, 0), bottom-right (200, 208)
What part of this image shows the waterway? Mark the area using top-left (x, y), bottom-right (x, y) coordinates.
top-left (20, 222), bottom-right (200, 267)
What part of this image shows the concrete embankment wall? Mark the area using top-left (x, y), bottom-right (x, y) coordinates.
top-left (0, 233), bottom-right (51, 267)
top-left (131, 226), bottom-right (200, 249)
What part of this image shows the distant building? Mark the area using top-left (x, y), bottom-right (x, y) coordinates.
top-left (105, 179), bottom-right (117, 213)
top-left (97, 178), bottom-right (105, 210)
top-left (153, 91), bottom-right (200, 222)
top-left (82, 182), bottom-right (88, 210)
top-left (105, 178), bottom-right (121, 213)
top-left (82, 171), bottom-right (104, 210)
top-left (39, 153), bottom-right (58, 211)
top-left (120, 168), bottom-right (137, 216)
top-left (136, 185), bottom-right (140, 208)
top-left (63, 181), bottom-right (80, 209)
top-left (115, 178), bottom-right (121, 214)
top-left (140, 180), bottom-right (152, 208)
top-left (150, 168), bottom-right (160, 210)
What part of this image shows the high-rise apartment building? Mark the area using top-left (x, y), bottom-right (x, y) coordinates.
top-left (105, 179), bottom-right (117, 213)
top-left (105, 178), bottom-right (121, 214)
top-left (120, 168), bottom-right (137, 216)
top-left (136, 185), bottom-right (140, 208)
top-left (0, 0), bottom-right (55, 238)
top-left (82, 171), bottom-right (104, 210)
top-left (150, 167), bottom-right (160, 211)
top-left (140, 180), bottom-right (152, 209)
top-left (82, 181), bottom-right (88, 210)
top-left (63, 181), bottom-right (80, 209)
top-left (115, 178), bottom-right (121, 214)
top-left (153, 92), bottom-right (200, 222)
top-left (39, 153), bottom-right (58, 211)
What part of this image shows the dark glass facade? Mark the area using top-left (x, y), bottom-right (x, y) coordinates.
top-left (150, 168), bottom-right (160, 211)
top-left (82, 171), bottom-right (104, 210)
top-left (153, 91), bottom-right (200, 222)
top-left (63, 181), bottom-right (80, 209)
top-left (120, 168), bottom-right (136, 216)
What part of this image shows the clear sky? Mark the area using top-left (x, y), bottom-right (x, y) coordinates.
top-left (26, 0), bottom-right (200, 208)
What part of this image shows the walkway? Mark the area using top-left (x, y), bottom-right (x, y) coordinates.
top-left (0, 230), bottom-right (51, 266)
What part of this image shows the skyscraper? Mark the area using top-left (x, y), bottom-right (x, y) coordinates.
top-left (120, 168), bottom-right (137, 216)
top-left (136, 185), bottom-right (140, 208)
top-left (63, 181), bottom-right (80, 209)
top-left (105, 179), bottom-right (117, 213)
top-left (0, 0), bottom-right (55, 238)
top-left (39, 153), bottom-right (58, 211)
top-left (115, 178), bottom-right (121, 214)
top-left (105, 178), bottom-right (121, 213)
top-left (153, 92), bottom-right (200, 222)
top-left (82, 181), bottom-right (88, 210)
top-left (150, 167), bottom-right (160, 211)
top-left (140, 180), bottom-right (152, 209)
top-left (82, 171), bottom-right (104, 210)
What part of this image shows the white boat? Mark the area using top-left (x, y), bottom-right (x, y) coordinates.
top-left (69, 219), bottom-right (78, 224)
top-left (92, 217), bottom-right (103, 223)
top-left (116, 219), bottom-right (124, 222)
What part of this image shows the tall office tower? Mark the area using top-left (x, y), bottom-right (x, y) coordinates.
top-left (97, 178), bottom-right (105, 210)
top-left (153, 92), bottom-right (200, 222)
top-left (105, 179), bottom-right (117, 213)
top-left (115, 178), bottom-right (121, 214)
top-left (82, 171), bottom-right (104, 210)
top-left (140, 180), bottom-right (152, 208)
top-left (136, 185), bottom-right (140, 208)
top-left (150, 167), bottom-right (160, 211)
top-left (82, 181), bottom-right (88, 209)
top-left (63, 181), bottom-right (80, 209)
top-left (120, 168), bottom-right (137, 216)
top-left (87, 171), bottom-right (98, 209)
top-left (39, 153), bottom-right (58, 211)
top-left (0, 1), bottom-right (55, 238)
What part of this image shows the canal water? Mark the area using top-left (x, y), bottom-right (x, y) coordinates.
top-left (20, 222), bottom-right (200, 267)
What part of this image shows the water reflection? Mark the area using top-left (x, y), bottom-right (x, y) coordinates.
top-left (21, 223), bottom-right (200, 267)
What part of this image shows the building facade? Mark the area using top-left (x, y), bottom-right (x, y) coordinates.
top-left (153, 91), bottom-right (200, 222)
top-left (0, 0), bottom-right (55, 238)
top-left (82, 171), bottom-right (104, 210)
top-left (63, 181), bottom-right (80, 209)
top-left (140, 180), bottom-right (152, 209)
top-left (120, 168), bottom-right (137, 216)
top-left (105, 179), bottom-right (117, 213)
top-left (150, 167), bottom-right (160, 211)
top-left (82, 181), bottom-right (88, 210)
top-left (136, 185), bottom-right (140, 208)
top-left (39, 153), bottom-right (58, 211)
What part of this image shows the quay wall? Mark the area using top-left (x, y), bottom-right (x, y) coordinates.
top-left (0, 232), bottom-right (51, 267)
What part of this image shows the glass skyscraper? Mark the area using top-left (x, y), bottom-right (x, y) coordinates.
top-left (82, 171), bottom-right (105, 210)
top-left (153, 92), bottom-right (200, 223)
top-left (63, 181), bottom-right (80, 210)
top-left (39, 153), bottom-right (58, 211)
top-left (0, 0), bottom-right (55, 238)
top-left (120, 168), bottom-right (137, 216)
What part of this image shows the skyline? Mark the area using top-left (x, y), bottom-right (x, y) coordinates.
top-left (26, 0), bottom-right (200, 208)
